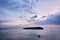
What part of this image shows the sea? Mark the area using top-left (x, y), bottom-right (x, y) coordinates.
top-left (0, 26), bottom-right (60, 40)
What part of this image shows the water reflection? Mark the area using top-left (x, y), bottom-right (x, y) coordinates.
top-left (0, 28), bottom-right (60, 40)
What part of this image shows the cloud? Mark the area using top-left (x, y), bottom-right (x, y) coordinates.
top-left (41, 16), bottom-right (46, 18)
top-left (0, 19), bottom-right (12, 24)
top-left (1, 0), bottom-right (60, 26)
top-left (31, 15), bottom-right (37, 20)
top-left (0, 0), bottom-right (39, 23)
top-left (0, 19), bottom-right (7, 23)
top-left (35, 13), bottom-right (60, 25)
top-left (0, 11), bottom-right (9, 17)
top-left (0, 0), bottom-right (38, 13)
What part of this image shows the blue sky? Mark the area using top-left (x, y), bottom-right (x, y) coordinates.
top-left (0, 0), bottom-right (60, 27)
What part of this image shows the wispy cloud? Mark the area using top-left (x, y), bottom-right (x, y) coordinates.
top-left (0, 0), bottom-right (38, 23)
top-left (0, 0), bottom-right (38, 12)
top-left (35, 13), bottom-right (60, 25)
top-left (0, 0), bottom-right (60, 27)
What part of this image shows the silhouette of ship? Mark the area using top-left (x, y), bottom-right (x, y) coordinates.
top-left (23, 27), bottom-right (43, 30)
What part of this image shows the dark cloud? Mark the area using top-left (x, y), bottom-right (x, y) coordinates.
top-left (27, 15), bottom-right (37, 22)
top-left (41, 16), bottom-right (46, 18)
top-left (0, 19), bottom-right (12, 23)
top-left (0, 19), bottom-right (7, 23)
top-left (31, 15), bottom-right (37, 19)
top-left (35, 13), bottom-right (60, 25)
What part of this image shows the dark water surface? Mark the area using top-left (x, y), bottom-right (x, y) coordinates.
top-left (0, 27), bottom-right (60, 40)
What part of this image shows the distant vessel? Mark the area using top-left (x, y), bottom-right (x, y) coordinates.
top-left (23, 27), bottom-right (44, 30)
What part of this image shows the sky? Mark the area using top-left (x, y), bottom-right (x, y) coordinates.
top-left (0, 0), bottom-right (60, 27)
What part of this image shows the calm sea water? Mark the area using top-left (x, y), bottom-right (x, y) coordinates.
top-left (0, 27), bottom-right (60, 40)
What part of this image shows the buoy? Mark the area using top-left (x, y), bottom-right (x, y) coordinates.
top-left (37, 35), bottom-right (40, 38)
